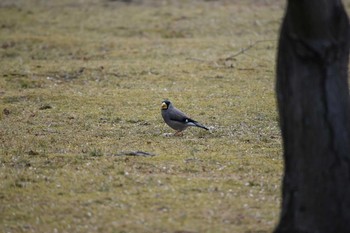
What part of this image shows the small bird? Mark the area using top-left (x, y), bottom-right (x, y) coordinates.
top-left (161, 100), bottom-right (209, 136)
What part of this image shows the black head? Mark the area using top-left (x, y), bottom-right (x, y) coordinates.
top-left (161, 100), bottom-right (171, 110)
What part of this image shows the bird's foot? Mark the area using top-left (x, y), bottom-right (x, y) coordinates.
top-left (174, 131), bottom-right (184, 137)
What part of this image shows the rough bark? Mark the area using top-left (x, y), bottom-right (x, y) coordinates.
top-left (275, 0), bottom-right (350, 232)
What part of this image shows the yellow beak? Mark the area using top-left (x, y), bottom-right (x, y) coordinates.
top-left (161, 102), bottom-right (167, 110)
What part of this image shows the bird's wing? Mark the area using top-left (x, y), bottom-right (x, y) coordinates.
top-left (169, 107), bottom-right (191, 123)
top-left (170, 108), bottom-right (203, 124)
top-left (168, 107), bottom-right (209, 130)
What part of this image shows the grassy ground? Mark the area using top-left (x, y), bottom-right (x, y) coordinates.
top-left (0, 0), bottom-right (286, 232)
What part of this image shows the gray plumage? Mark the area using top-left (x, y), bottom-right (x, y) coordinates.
top-left (161, 100), bottom-right (209, 133)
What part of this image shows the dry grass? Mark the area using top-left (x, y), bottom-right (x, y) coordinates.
top-left (0, 0), bottom-right (292, 232)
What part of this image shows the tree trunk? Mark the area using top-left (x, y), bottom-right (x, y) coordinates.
top-left (275, 0), bottom-right (350, 232)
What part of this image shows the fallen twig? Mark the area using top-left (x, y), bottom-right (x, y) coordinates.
top-left (225, 39), bottom-right (276, 60)
top-left (186, 39), bottom-right (276, 67)
top-left (115, 151), bottom-right (156, 157)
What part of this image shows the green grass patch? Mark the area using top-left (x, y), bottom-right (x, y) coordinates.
top-left (0, 0), bottom-right (288, 232)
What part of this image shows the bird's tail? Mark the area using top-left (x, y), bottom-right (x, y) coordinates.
top-left (186, 118), bottom-right (209, 130)
top-left (194, 122), bottom-right (209, 130)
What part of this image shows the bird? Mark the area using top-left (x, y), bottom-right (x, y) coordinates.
top-left (161, 100), bottom-right (209, 136)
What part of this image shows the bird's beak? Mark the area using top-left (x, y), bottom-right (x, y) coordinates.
top-left (161, 102), bottom-right (168, 110)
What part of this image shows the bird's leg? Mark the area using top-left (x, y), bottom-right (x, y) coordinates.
top-left (174, 131), bottom-right (183, 137)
